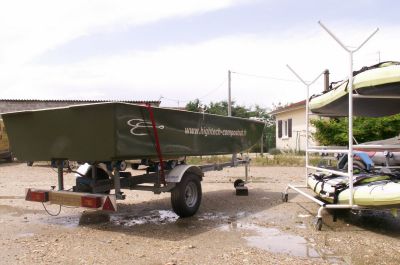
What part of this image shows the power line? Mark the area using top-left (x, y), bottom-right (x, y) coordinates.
top-left (231, 71), bottom-right (304, 83)
top-left (198, 79), bottom-right (227, 100)
top-left (160, 78), bottom-right (228, 105)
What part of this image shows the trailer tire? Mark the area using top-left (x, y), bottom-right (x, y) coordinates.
top-left (171, 173), bottom-right (202, 218)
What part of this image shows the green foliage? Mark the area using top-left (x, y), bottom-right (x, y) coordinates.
top-left (185, 99), bottom-right (202, 112)
top-left (185, 99), bottom-right (276, 151)
top-left (311, 114), bottom-right (400, 146)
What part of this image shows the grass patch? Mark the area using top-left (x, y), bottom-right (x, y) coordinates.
top-left (186, 154), bottom-right (335, 167)
top-left (186, 155), bottom-right (232, 165)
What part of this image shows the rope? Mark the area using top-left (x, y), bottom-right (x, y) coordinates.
top-left (145, 104), bottom-right (166, 185)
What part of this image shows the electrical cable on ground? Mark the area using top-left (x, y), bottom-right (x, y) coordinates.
top-left (42, 203), bottom-right (62, 216)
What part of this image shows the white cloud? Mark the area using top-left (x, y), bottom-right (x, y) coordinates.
top-left (4, 21), bottom-right (400, 108)
top-left (1, 4), bottom-right (399, 109)
top-left (0, 0), bottom-right (241, 66)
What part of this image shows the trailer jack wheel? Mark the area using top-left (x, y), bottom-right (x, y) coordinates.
top-left (281, 193), bottom-right (288, 202)
top-left (313, 217), bottom-right (323, 231)
top-left (171, 173), bottom-right (202, 218)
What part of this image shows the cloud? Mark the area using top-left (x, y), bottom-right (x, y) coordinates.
top-left (0, 0), bottom-right (241, 67)
top-left (4, 21), bottom-right (399, 108)
top-left (1, 4), bottom-right (399, 109)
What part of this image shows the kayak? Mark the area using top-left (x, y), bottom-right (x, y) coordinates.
top-left (2, 102), bottom-right (264, 162)
top-left (308, 173), bottom-right (400, 207)
top-left (309, 61), bottom-right (400, 117)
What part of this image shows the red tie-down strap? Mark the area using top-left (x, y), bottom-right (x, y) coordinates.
top-left (145, 103), bottom-right (166, 185)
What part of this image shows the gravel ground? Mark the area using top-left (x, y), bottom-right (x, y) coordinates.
top-left (1, 162), bottom-right (400, 265)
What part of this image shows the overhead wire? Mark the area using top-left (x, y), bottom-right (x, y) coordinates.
top-left (231, 71), bottom-right (304, 83)
top-left (197, 79), bottom-right (227, 100)
top-left (161, 70), bottom-right (305, 106)
top-left (160, 78), bottom-right (228, 105)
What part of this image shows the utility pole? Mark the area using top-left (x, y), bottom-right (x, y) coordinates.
top-left (228, 70), bottom-right (232, 116)
top-left (260, 132), bottom-right (264, 156)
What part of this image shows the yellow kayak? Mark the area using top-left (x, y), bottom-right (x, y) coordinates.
top-left (308, 173), bottom-right (400, 207)
top-left (310, 61), bottom-right (400, 117)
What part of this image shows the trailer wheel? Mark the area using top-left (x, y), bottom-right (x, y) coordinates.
top-left (171, 173), bottom-right (202, 218)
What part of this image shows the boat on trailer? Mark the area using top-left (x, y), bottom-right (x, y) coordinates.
top-left (2, 102), bottom-right (264, 217)
top-left (3, 102), bottom-right (264, 162)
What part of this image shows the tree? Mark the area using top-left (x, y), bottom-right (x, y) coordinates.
top-left (185, 99), bottom-right (202, 112)
top-left (311, 114), bottom-right (400, 146)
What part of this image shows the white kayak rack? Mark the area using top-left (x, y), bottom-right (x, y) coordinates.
top-left (283, 21), bottom-right (381, 231)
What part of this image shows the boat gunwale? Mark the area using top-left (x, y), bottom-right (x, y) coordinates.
top-left (1, 102), bottom-right (266, 124)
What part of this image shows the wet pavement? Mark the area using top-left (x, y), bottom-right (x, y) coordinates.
top-left (1, 163), bottom-right (400, 264)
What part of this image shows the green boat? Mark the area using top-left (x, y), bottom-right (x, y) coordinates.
top-left (2, 102), bottom-right (264, 162)
top-left (310, 61), bottom-right (400, 117)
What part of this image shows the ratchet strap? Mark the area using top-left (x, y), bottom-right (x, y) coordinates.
top-left (145, 103), bottom-right (166, 185)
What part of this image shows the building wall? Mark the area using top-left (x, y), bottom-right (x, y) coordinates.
top-left (275, 107), bottom-right (318, 152)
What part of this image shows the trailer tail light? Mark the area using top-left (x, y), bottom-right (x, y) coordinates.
top-left (81, 196), bottom-right (102, 208)
top-left (24, 188), bottom-right (116, 211)
top-left (25, 189), bottom-right (49, 202)
top-left (102, 196), bottom-right (116, 211)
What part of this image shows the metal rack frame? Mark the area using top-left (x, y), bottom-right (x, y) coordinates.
top-left (283, 21), bottom-right (381, 230)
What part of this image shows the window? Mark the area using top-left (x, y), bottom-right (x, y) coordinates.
top-left (278, 118), bottom-right (292, 139)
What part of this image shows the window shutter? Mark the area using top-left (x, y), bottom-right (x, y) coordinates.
top-left (288, 118), bottom-right (292, 138)
top-left (278, 120), bottom-right (282, 138)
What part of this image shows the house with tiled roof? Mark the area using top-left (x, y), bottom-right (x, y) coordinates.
top-left (269, 100), bottom-right (320, 152)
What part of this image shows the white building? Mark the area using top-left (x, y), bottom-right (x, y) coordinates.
top-left (270, 100), bottom-right (319, 152)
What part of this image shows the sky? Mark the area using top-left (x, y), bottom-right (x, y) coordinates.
top-left (1, 0), bottom-right (399, 110)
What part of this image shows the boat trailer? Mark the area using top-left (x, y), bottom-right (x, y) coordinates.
top-left (25, 155), bottom-right (250, 217)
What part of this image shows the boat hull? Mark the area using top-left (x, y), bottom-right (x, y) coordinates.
top-left (2, 102), bottom-right (264, 161)
top-left (310, 62), bottom-right (400, 117)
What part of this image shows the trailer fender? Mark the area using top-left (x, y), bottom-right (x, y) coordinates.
top-left (166, 165), bottom-right (203, 183)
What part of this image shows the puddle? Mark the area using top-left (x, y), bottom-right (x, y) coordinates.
top-left (219, 222), bottom-right (344, 263)
top-left (43, 215), bottom-right (80, 228)
top-left (110, 210), bottom-right (179, 226)
top-left (244, 226), bottom-right (319, 258)
top-left (219, 223), bottom-right (318, 257)
top-left (17, 232), bottom-right (35, 238)
top-left (197, 212), bottom-right (230, 221)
